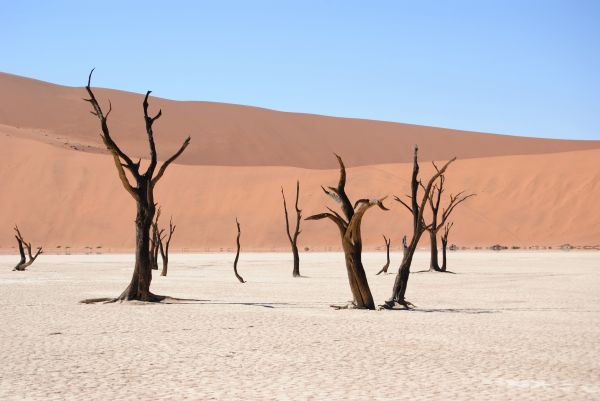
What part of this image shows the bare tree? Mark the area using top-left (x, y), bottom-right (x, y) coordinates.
top-left (306, 154), bottom-right (388, 309)
top-left (159, 217), bottom-right (176, 277)
top-left (375, 235), bottom-right (391, 275)
top-left (382, 146), bottom-right (455, 309)
top-left (425, 172), bottom-right (474, 271)
top-left (150, 208), bottom-right (163, 271)
top-left (233, 218), bottom-right (245, 283)
top-left (13, 225), bottom-right (42, 271)
top-left (82, 70), bottom-right (190, 303)
top-left (440, 222), bottom-right (453, 272)
top-left (282, 181), bottom-right (302, 277)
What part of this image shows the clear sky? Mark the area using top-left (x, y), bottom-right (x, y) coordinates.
top-left (1, 0), bottom-right (599, 139)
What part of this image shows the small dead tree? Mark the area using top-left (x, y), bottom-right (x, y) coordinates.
top-left (376, 235), bottom-right (391, 275)
top-left (306, 154), bottom-right (388, 310)
top-left (13, 226), bottom-right (42, 271)
top-left (282, 180), bottom-right (302, 277)
top-left (440, 222), bottom-right (453, 272)
top-left (82, 70), bottom-right (190, 303)
top-left (425, 172), bottom-right (474, 271)
top-left (382, 146), bottom-right (455, 309)
top-left (233, 218), bottom-right (245, 283)
top-left (159, 217), bottom-right (176, 277)
top-left (150, 208), bottom-right (163, 271)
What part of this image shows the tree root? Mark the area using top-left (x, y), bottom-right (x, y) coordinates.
top-left (80, 292), bottom-right (167, 304)
top-left (330, 301), bottom-right (359, 310)
top-left (379, 299), bottom-right (415, 310)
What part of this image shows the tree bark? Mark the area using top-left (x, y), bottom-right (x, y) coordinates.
top-left (441, 238), bottom-right (448, 272)
top-left (282, 181), bottom-right (302, 277)
top-left (429, 230), bottom-right (440, 271)
top-left (233, 218), bottom-right (245, 283)
top-left (12, 226), bottom-right (42, 271)
top-left (376, 235), bottom-right (391, 275)
top-left (385, 146), bottom-right (456, 309)
top-left (306, 154), bottom-right (387, 310)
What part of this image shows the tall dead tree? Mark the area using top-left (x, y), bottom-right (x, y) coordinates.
top-left (425, 174), bottom-right (474, 271)
top-left (233, 218), bottom-right (245, 283)
top-left (82, 70), bottom-right (190, 302)
top-left (281, 181), bottom-right (302, 277)
top-left (376, 235), bottom-right (391, 275)
top-left (159, 217), bottom-right (176, 277)
top-left (440, 222), bottom-right (453, 272)
top-left (13, 226), bottom-right (42, 271)
top-left (306, 154), bottom-right (388, 310)
top-left (382, 146), bottom-right (455, 309)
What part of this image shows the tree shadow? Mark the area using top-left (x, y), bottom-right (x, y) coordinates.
top-left (413, 269), bottom-right (457, 274)
top-left (411, 307), bottom-right (497, 314)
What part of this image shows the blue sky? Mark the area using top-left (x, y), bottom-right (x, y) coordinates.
top-left (1, 1), bottom-right (599, 139)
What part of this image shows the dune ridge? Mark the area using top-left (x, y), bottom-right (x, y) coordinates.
top-left (1, 72), bottom-right (600, 169)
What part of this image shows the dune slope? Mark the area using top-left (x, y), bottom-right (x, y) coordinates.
top-left (1, 72), bottom-right (599, 169)
top-left (0, 132), bottom-right (598, 251)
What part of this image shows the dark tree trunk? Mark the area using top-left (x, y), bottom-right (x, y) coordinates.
top-left (282, 181), bottom-right (302, 277)
top-left (429, 230), bottom-right (440, 271)
top-left (342, 238), bottom-right (375, 309)
top-left (291, 243), bottom-right (300, 277)
top-left (159, 216), bottom-right (175, 277)
top-left (376, 235), bottom-right (391, 275)
top-left (306, 154), bottom-right (388, 310)
top-left (233, 218), bottom-right (245, 283)
top-left (441, 238), bottom-right (448, 272)
top-left (14, 237), bottom-right (26, 271)
top-left (116, 194), bottom-right (160, 301)
top-left (388, 231), bottom-right (422, 306)
top-left (12, 226), bottom-right (42, 271)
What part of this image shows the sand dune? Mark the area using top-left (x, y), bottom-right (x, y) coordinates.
top-left (1, 72), bottom-right (599, 169)
top-left (0, 72), bottom-right (598, 250)
top-left (0, 132), bottom-right (598, 251)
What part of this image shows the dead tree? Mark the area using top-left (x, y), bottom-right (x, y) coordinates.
top-left (440, 222), bottom-right (453, 272)
top-left (375, 235), bottom-right (391, 275)
top-left (306, 154), bottom-right (388, 309)
top-left (82, 70), bottom-right (190, 303)
top-left (13, 226), bottom-right (42, 271)
top-left (382, 146), bottom-right (455, 309)
top-left (150, 208), bottom-right (163, 271)
top-left (233, 218), bottom-right (245, 283)
top-left (425, 174), bottom-right (474, 271)
top-left (281, 181), bottom-right (302, 277)
top-left (159, 217), bottom-right (176, 277)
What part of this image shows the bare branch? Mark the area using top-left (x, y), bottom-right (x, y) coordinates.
top-left (151, 136), bottom-right (191, 186)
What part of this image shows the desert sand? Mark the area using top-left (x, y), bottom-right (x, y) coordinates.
top-left (0, 251), bottom-right (598, 400)
top-left (1, 73), bottom-right (600, 251)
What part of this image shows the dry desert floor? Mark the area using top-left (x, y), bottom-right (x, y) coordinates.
top-left (1, 251), bottom-right (599, 400)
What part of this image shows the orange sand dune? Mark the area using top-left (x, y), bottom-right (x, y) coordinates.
top-left (1, 72), bottom-right (599, 169)
top-left (0, 132), bottom-right (598, 251)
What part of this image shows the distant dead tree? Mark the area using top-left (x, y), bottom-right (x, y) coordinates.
top-left (13, 225), bottom-right (42, 271)
top-left (150, 208), bottom-right (163, 271)
top-left (281, 181), bottom-right (302, 277)
top-left (233, 218), bottom-right (245, 283)
top-left (376, 235), bottom-right (391, 275)
top-left (81, 70), bottom-right (190, 303)
top-left (382, 146), bottom-right (455, 309)
top-left (425, 172), bottom-right (474, 271)
top-left (440, 222), bottom-right (453, 272)
top-left (159, 217), bottom-right (176, 277)
top-left (306, 154), bottom-right (388, 309)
